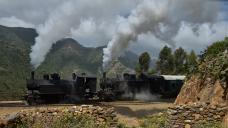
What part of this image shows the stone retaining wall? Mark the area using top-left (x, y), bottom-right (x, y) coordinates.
top-left (167, 103), bottom-right (227, 128)
top-left (0, 105), bottom-right (118, 128)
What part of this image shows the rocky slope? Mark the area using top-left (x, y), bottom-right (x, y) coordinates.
top-left (175, 47), bottom-right (228, 105)
top-left (175, 38), bottom-right (228, 126)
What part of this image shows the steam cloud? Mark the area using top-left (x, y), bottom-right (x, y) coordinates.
top-left (30, 1), bottom-right (76, 68)
top-left (29, 0), bottom-right (138, 68)
top-left (28, 0), bottom-right (221, 69)
top-left (102, 0), bottom-right (219, 68)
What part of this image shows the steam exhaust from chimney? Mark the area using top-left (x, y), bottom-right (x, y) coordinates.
top-left (102, 0), bottom-right (219, 69)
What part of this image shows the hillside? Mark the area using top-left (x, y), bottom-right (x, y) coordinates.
top-left (36, 38), bottom-right (137, 78)
top-left (0, 25), bottom-right (36, 99)
top-left (0, 25), bottom-right (138, 100)
top-left (175, 37), bottom-right (228, 105)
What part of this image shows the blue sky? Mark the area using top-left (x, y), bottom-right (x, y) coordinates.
top-left (221, 1), bottom-right (228, 20)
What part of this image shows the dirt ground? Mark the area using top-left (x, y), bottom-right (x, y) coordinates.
top-left (103, 100), bottom-right (174, 127)
top-left (0, 100), bottom-right (174, 127)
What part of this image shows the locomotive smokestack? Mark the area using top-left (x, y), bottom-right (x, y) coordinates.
top-left (31, 71), bottom-right (35, 80)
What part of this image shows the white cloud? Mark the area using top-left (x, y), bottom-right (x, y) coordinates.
top-left (130, 21), bottom-right (228, 58)
top-left (0, 16), bottom-right (34, 28)
top-left (0, 0), bottom-right (227, 66)
top-left (70, 18), bottom-right (115, 47)
top-left (29, 0), bottom-right (139, 68)
top-left (174, 21), bottom-right (228, 53)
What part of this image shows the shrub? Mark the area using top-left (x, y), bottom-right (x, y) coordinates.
top-left (6, 114), bottom-right (110, 128)
top-left (192, 121), bottom-right (223, 128)
top-left (140, 113), bottom-right (168, 128)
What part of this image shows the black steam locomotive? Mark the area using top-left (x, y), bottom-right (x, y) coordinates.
top-left (25, 71), bottom-right (185, 105)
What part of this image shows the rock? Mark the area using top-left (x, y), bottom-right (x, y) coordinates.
top-left (173, 124), bottom-right (180, 128)
top-left (0, 119), bottom-right (8, 126)
top-left (1, 105), bottom-right (118, 127)
top-left (52, 112), bottom-right (58, 115)
top-left (182, 112), bottom-right (189, 117)
top-left (223, 114), bottom-right (228, 128)
top-left (210, 105), bottom-right (216, 110)
top-left (185, 124), bottom-right (191, 128)
top-left (158, 112), bottom-right (163, 116)
top-left (97, 117), bottom-right (105, 122)
top-left (81, 105), bottom-right (89, 108)
top-left (193, 114), bottom-right (201, 120)
top-left (168, 110), bottom-right (178, 115)
top-left (184, 120), bottom-right (192, 123)
top-left (171, 116), bottom-right (178, 120)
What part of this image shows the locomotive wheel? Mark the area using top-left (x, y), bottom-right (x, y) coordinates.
top-left (27, 96), bottom-right (37, 106)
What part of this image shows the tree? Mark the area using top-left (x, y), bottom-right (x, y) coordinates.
top-left (139, 52), bottom-right (151, 72)
top-left (148, 68), bottom-right (156, 75)
top-left (135, 52), bottom-right (151, 74)
top-left (186, 50), bottom-right (198, 73)
top-left (201, 37), bottom-right (228, 60)
top-left (156, 46), bottom-right (174, 74)
top-left (135, 63), bottom-right (142, 75)
top-left (173, 47), bottom-right (187, 74)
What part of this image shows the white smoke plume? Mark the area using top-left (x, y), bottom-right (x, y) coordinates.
top-left (103, 0), bottom-right (219, 69)
top-left (29, 0), bottom-right (138, 69)
top-left (30, 1), bottom-right (80, 68)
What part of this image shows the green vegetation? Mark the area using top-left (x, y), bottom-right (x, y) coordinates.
top-left (140, 114), bottom-right (224, 128)
top-left (156, 46), bottom-right (174, 75)
top-left (156, 46), bottom-right (198, 75)
top-left (201, 37), bottom-right (228, 59)
top-left (192, 121), bottom-right (223, 128)
top-left (196, 37), bottom-right (228, 99)
top-left (0, 26), bottom-right (35, 100)
top-left (7, 114), bottom-right (111, 128)
top-left (186, 50), bottom-right (198, 74)
top-left (135, 52), bottom-right (151, 75)
top-left (139, 52), bottom-right (151, 72)
top-left (140, 113), bottom-right (169, 128)
top-left (173, 47), bottom-right (187, 74)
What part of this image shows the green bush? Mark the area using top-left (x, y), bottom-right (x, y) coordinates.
top-left (201, 37), bottom-right (228, 59)
top-left (192, 121), bottom-right (223, 128)
top-left (192, 37), bottom-right (228, 99)
top-left (7, 114), bottom-right (110, 128)
top-left (140, 113), bottom-right (168, 128)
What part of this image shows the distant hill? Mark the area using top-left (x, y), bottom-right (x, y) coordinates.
top-left (0, 25), bottom-right (138, 100)
top-left (36, 38), bottom-right (138, 78)
top-left (0, 25), bottom-right (36, 99)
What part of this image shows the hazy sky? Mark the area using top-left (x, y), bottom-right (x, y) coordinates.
top-left (0, 0), bottom-right (227, 58)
